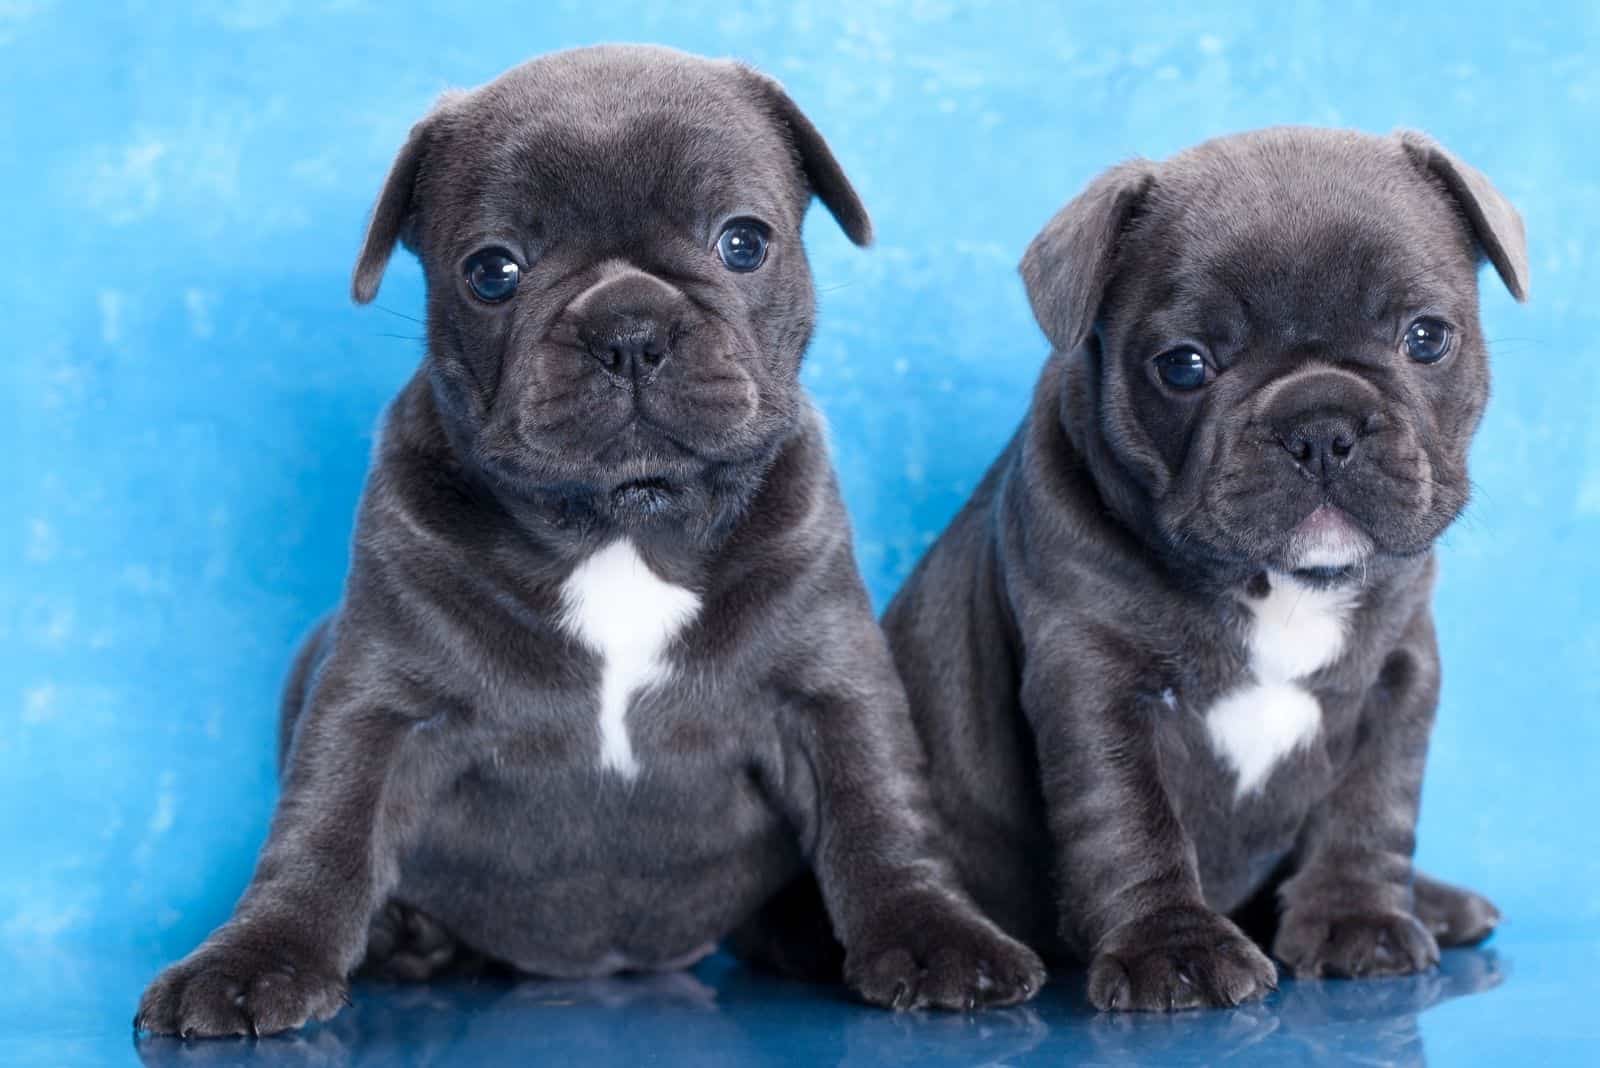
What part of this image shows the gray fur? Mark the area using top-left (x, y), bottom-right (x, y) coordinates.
top-left (134, 45), bottom-right (1041, 1039)
top-left (884, 127), bottom-right (1524, 1011)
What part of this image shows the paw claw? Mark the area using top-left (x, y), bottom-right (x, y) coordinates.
top-left (135, 937), bottom-right (347, 1039)
top-left (1090, 907), bottom-right (1276, 1013)
top-left (1274, 907), bottom-right (1440, 981)
top-left (845, 900), bottom-right (1045, 1013)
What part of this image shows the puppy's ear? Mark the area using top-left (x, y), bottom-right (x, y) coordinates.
top-left (738, 67), bottom-right (872, 247)
top-left (1398, 130), bottom-right (1529, 302)
top-left (351, 92), bottom-right (465, 305)
top-left (1019, 160), bottom-right (1156, 354)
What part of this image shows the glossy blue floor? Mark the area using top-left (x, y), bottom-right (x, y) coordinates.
top-left (4, 2), bottom-right (1597, 1065)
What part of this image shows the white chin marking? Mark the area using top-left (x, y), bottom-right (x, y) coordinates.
top-left (1204, 572), bottom-right (1358, 799)
top-left (558, 540), bottom-right (701, 778)
top-left (1287, 515), bottom-right (1374, 570)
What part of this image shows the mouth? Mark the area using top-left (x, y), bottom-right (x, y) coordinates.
top-left (609, 477), bottom-right (677, 517)
top-left (1281, 504), bottom-right (1375, 577)
top-left (591, 414), bottom-right (700, 465)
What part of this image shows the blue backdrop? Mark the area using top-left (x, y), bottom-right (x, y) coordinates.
top-left (3, 2), bottom-right (1596, 1065)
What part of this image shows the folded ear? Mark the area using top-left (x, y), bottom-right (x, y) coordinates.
top-left (737, 67), bottom-right (872, 247)
top-left (1398, 130), bottom-right (1529, 302)
top-left (1018, 160), bottom-right (1156, 354)
top-left (351, 92), bottom-right (465, 305)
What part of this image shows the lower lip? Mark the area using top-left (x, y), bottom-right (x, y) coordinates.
top-left (1287, 504), bottom-right (1374, 569)
top-left (610, 478), bottom-right (675, 513)
top-left (614, 477), bottom-right (672, 494)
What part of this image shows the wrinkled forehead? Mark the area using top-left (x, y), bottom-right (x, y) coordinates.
top-left (434, 79), bottom-right (799, 248)
top-left (1121, 145), bottom-right (1481, 336)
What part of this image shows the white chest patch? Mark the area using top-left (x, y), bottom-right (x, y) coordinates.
top-left (1204, 574), bottom-right (1357, 799)
top-left (558, 540), bottom-right (701, 778)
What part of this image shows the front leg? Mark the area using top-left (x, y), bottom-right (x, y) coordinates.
top-left (1024, 636), bottom-right (1277, 1011)
top-left (135, 665), bottom-right (444, 1037)
top-left (781, 612), bottom-right (1044, 1011)
top-left (1273, 609), bottom-right (1462, 978)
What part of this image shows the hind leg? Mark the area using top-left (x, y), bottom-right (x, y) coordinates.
top-left (1236, 867), bottom-right (1498, 957)
top-left (360, 901), bottom-right (498, 982)
top-left (1412, 871), bottom-right (1500, 947)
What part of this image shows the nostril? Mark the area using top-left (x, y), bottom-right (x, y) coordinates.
top-left (637, 338), bottom-right (668, 369)
top-left (583, 324), bottom-right (670, 380)
top-left (1278, 414), bottom-right (1362, 476)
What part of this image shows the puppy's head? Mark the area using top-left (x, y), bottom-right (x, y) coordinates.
top-left (1020, 127), bottom-right (1528, 582)
top-left (352, 46), bottom-right (870, 526)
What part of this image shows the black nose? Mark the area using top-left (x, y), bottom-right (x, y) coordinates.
top-left (1278, 414), bottom-right (1360, 481)
top-left (583, 318), bottom-right (670, 383)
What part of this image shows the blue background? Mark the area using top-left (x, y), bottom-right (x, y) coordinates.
top-left (3, 2), bottom-right (1596, 1065)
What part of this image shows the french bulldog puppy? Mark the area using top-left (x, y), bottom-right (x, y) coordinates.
top-left (134, 45), bottom-right (1042, 1038)
top-left (883, 128), bottom-right (1526, 1011)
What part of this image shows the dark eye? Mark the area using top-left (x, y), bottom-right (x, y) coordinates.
top-left (1153, 346), bottom-right (1209, 391)
top-left (716, 219), bottom-right (769, 272)
top-left (1403, 317), bottom-right (1453, 363)
top-left (464, 248), bottom-right (520, 303)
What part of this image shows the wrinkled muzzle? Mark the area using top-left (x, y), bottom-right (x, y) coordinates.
top-left (1200, 367), bottom-right (1462, 571)
top-left (477, 263), bottom-right (764, 485)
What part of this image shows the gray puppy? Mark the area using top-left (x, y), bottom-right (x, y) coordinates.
top-left (882, 128), bottom-right (1526, 1011)
top-left (134, 46), bottom-right (1043, 1038)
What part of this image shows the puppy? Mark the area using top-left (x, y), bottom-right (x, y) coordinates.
top-left (134, 46), bottom-right (1042, 1037)
top-left (883, 128), bottom-right (1526, 1011)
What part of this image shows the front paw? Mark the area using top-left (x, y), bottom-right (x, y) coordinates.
top-left (1089, 907), bottom-right (1277, 1012)
top-left (845, 895), bottom-right (1046, 1012)
top-left (1273, 907), bottom-right (1440, 979)
top-left (134, 934), bottom-right (347, 1038)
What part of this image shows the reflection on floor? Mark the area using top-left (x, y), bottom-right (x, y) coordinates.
top-left (130, 948), bottom-right (1503, 1067)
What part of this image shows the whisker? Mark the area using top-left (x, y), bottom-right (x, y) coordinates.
top-left (373, 304), bottom-right (426, 326)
